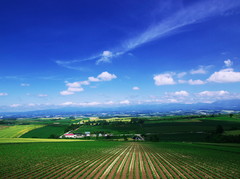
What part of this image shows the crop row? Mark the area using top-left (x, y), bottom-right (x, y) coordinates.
top-left (2, 143), bottom-right (125, 179)
top-left (2, 142), bottom-right (239, 178)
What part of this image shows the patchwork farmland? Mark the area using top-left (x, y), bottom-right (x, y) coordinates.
top-left (0, 125), bottom-right (44, 138)
top-left (1, 141), bottom-right (239, 179)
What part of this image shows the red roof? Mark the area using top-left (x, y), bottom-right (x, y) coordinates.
top-left (64, 134), bottom-right (75, 136)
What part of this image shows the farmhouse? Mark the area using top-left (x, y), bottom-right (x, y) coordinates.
top-left (64, 133), bottom-right (76, 138)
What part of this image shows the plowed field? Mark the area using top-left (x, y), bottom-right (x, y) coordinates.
top-left (1, 142), bottom-right (239, 178)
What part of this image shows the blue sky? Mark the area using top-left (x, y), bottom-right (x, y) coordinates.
top-left (1, 0), bottom-right (240, 112)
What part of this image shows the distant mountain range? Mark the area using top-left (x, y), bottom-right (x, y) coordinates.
top-left (1, 99), bottom-right (240, 117)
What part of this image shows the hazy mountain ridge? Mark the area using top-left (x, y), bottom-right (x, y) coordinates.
top-left (1, 99), bottom-right (240, 117)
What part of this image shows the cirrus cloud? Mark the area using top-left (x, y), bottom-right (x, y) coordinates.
top-left (96, 51), bottom-right (113, 64)
top-left (56, 0), bottom-right (240, 69)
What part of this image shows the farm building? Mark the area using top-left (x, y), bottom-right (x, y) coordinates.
top-left (74, 133), bottom-right (85, 138)
top-left (133, 134), bottom-right (144, 141)
top-left (63, 133), bottom-right (76, 138)
top-left (85, 132), bottom-right (91, 137)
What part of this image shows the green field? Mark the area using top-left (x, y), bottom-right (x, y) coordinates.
top-left (0, 115), bottom-right (240, 178)
top-left (2, 115), bottom-right (240, 142)
top-left (73, 116), bottom-right (240, 142)
top-left (14, 118), bottom-right (80, 125)
top-left (20, 125), bottom-right (68, 138)
top-left (224, 130), bottom-right (240, 136)
top-left (0, 125), bottom-right (44, 138)
top-left (0, 141), bottom-right (239, 178)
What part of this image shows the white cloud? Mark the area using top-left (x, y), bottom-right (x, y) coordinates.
top-left (224, 59), bottom-right (233, 67)
top-left (97, 71), bottom-right (117, 81)
top-left (66, 82), bottom-right (81, 88)
top-left (104, 51), bottom-right (112, 56)
top-left (21, 83), bottom-right (30, 87)
top-left (132, 86), bottom-right (140, 90)
top-left (60, 90), bottom-right (74, 95)
top-left (154, 73), bottom-right (175, 86)
top-left (66, 81), bottom-right (90, 88)
top-left (198, 90), bottom-right (229, 96)
top-left (82, 102), bottom-right (101, 106)
top-left (165, 90), bottom-right (189, 97)
top-left (79, 81), bottom-right (90, 85)
top-left (96, 50), bottom-right (113, 64)
top-left (88, 76), bottom-right (100, 82)
top-left (61, 101), bottom-right (75, 106)
top-left (10, 104), bottom-right (21, 107)
top-left (190, 66), bottom-right (208, 74)
top-left (38, 94), bottom-right (48, 97)
top-left (167, 99), bottom-right (179, 103)
top-left (188, 79), bottom-right (206, 85)
top-left (120, 100), bottom-right (130, 105)
top-left (0, 92), bottom-right (8, 96)
top-left (174, 91), bottom-right (189, 96)
top-left (178, 80), bottom-right (187, 84)
top-left (105, 101), bottom-right (114, 105)
top-left (154, 60), bottom-right (240, 86)
top-left (28, 103), bottom-right (36, 107)
top-left (150, 90), bottom-right (240, 104)
top-left (67, 87), bottom-right (84, 92)
top-left (207, 68), bottom-right (240, 83)
top-left (60, 101), bottom-right (101, 106)
top-left (60, 71), bottom-right (117, 95)
top-left (177, 72), bottom-right (187, 78)
top-left (88, 72), bottom-right (117, 82)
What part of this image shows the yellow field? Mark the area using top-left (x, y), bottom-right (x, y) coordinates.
top-left (0, 125), bottom-right (45, 138)
top-left (83, 117), bottom-right (132, 122)
top-left (0, 138), bottom-right (91, 143)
